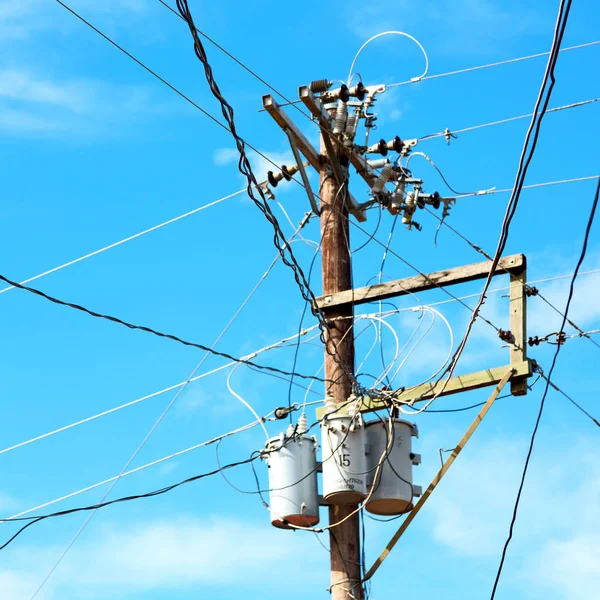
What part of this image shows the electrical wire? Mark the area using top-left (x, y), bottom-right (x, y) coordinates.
top-left (419, 97), bottom-right (599, 141)
top-left (174, 0), bottom-right (360, 396)
top-left (0, 270), bottom-right (328, 383)
top-left (0, 189), bottom-right (244, 296)
top-left (348, 31), bottom-right (429, 85)
top-left (226, 363), bottom-right (270, 439)
top-left (489, 165), bottom-right (597, 599)
top-left (387, 40), bottom-right (600, 87)
top-left (402, 0), bottom-right (575, 414)
top-left (26, 210), bottom-right (316, 598)
top-left (452, 175), bottom-right (599, 199)
top-left (535, 368), bottom-right (600, 428)
top-left (0, 454), bottom-right (265, 551)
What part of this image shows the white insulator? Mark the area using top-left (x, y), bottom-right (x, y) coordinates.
top-left (345, 113), bottom-right (358, 139)
top-left (286, 423), bottom-right (296, 438)
top-left (333, 99), bottom-right (348, 135)
top-left (297, 412), bottom-right (308, 434)
top-left (365, 419), bottom-right (419, 516)
top-left (324, 395), bottom-right (337, 415)
top-left (322, 413), bottom-right (367, 504)
top-left (346, 394), bottom-right (358, 417)
top-left (264, 433), bottom-right (320, 529)
top-left (370, 163), bottom-right (394, 194)
top-left (367, 158), bottom-right (390, 170)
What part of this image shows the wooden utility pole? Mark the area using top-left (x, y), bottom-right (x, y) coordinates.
top-left (320, 133), bottom-right (363, 600)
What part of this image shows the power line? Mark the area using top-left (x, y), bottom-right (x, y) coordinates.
top-left (0, 189), bottom-right (244, 297)
top-left (422, 191), bottom-right (600, 353)
top-left (173, 0), bottom-right (360, 395)
top-left (387, 40), bottom-right (600, 88)
top-left (535, 367), bottom-right (600, 428)
top-left (27, 213), bottom-right (312, 598)
top-left (0, 270), bottom-right (328, 384)
top-left (0, 453), bottom-right (263, 552)
top-left (453, 175), bottom-right (599, 199)
top-left (489, 165), bottom-right (598, 598)
top-left (425, 0), bottom-right (576, 414)
top-left (419, 97), bottom-right (599, 141)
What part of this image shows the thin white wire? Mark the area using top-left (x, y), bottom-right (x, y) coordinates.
top-left (393, 306), bottom-right (454, 397)
top-left (388, 307), bottom-right (436, 385)
top-left (226, 363), bottom-right (269, 439)
top-left (0, 327), bottom-right (322, 458)
top-left (421, 97), bottom-right (599, 141)
top-left (393, 308), bottom-right (456, 416)
top-left (347, 31), bottom-right (429, 85)
top-left (356, 320), bottom-right (382, 376)
top-left (387, 40), bottom-right (600, 87)
top-left (3, 418), bottom-right (270, 522)
top-left (369, 316), bottom-right (401, 387)
top-left (0, 189), bottom-right (245, 297)
top-left (454, 175), bottom-right (600, 199)
top-left (27, 214), bottom-right (312, 598)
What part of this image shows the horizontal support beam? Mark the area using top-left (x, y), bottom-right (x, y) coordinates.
top-left (316, 360), bottom-right (533, 419)
top-left (316, 253), bottom-right (526, 310)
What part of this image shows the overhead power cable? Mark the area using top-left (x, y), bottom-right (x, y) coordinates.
top-left (453, 175), bottom-right (599, 199)
top-left (536, 367), bottom-right (600, 427)
top-left (489, 172), bottom-right (598, 597)
top-left (419, 97), bottom-right (599, 141)
top-left (0, 189), bottom-right (244, 296)
top-left (416, 0), bottom-right (576, 412)
top-left (26, 211), bottom-right (312, 598)
top-left (172, 0), bottom-right (360, 392)
top-left (0, 271), bottom-right (328, 384)
top-left (422, 184), bottom-right (600, 353)
top-left (387, 40), bottom-right (600, 87)
top-left (0, 453), bottom-right (263, 551)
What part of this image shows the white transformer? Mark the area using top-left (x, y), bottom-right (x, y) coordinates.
top-left (263, 429), bottom-right (319, 529)
top-left (321, 412), bottom-right (368, 505)
top-left (365, 418), bottom-right (421, 515)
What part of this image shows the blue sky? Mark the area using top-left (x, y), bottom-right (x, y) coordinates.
top-left (0, 0), bottom-right (599, 598)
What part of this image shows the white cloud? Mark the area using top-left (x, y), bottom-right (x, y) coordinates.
top-left (420, 431), bottom-right (600, 598)
top-left (0, 68), bottom-right (168, 136)
top-left (0, 0), bottom-right (148, 40)
top-left (2, 516), bottom-right (321, 599)
top-left (213, 147), bottom-right (239, 166)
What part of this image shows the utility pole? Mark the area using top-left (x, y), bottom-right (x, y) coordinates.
top-left (320, 131), bottom-right (362, 600)
top-left (263, 82), bottom-right (532, 599)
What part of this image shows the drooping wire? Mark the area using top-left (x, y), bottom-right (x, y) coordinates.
top-left (0, 271), bottom-right (328, 384)
top-left (174, 0), bottom-right (360, 395)
top-left (489, 172), bottom-right (598, 599)
top-left (386, 40), bottom-right (600, 87)
top-left (395, 0), bottom-right (575, 412)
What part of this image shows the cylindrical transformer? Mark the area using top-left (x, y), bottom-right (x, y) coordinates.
top-left (365, 419), bottom-right (420, 515)
top-left (264, 432), bottom-right (319, 529)
top-left (321, 413), bottom-right (368, 504)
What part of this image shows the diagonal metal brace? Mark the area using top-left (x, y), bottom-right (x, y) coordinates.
top-left (361, 368), bottom-right (514, 583)
top-left (284, 127), bottom-right (320, 216)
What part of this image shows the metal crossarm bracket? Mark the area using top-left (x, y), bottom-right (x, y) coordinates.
top-left (262, 94), bottom-right (366, 222)
top-left (284, 127), bottom-right (320, 216)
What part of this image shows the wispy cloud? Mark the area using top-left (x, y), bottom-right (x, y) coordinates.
top-left (0, 68), bottom-right (170, 137)
top-left (2, 516), bottom-right (321, 599)
top-left (0, 0), bottom-right (149, 40)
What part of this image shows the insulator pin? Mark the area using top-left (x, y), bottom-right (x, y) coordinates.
top-left (349, 82), bottom-right (367, 100)
top-left (368, 158), bottom-right (390, 170)
top-left (345, 113), bottom-right (358, 140)
top-left (333, 99), bottom-right (348, 135)
top-left (371, 164), bottom-right (394, 194)
top-left (309, 79), bottom-right (332, 93)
